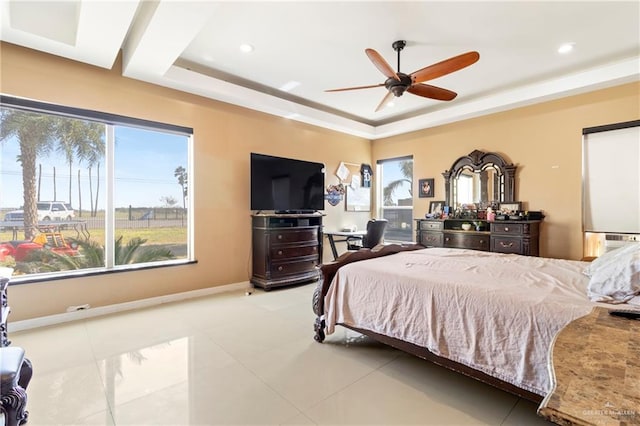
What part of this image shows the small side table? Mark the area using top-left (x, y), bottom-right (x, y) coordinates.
top-left (538, 307), bottom-right (640, 425)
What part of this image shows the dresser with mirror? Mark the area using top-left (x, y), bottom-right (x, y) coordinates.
top-left (416, 150), bottom-right (542, 256)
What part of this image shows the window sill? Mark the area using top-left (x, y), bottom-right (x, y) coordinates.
top-left (8, 259), bottom-right (198, 286)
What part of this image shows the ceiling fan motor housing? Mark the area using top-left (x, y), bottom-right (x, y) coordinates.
top-left (385, 73), bottom-right (412, 97)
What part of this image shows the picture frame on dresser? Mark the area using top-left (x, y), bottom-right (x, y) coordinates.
top-left (498, 202), bottom-right (522, 214)
top-left (429, 201), bottom-right (445, 215)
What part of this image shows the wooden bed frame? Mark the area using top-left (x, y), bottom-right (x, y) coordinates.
top-left (312, 244), bottom-right (543, 404)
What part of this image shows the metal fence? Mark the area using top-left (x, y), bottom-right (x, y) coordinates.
top-left (79, 207), bottom-right (187, 229)
top-left (80, 218), bottom-right (187, 230)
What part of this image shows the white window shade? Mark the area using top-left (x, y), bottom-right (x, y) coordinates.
top-left (583, 123), bottom-right (640, 233)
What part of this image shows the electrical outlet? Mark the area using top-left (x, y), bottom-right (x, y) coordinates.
top-left (66, 304), bottom-right (91, 312)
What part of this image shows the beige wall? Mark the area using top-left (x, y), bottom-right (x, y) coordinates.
top-left (1, 43), bottom-right (372, 320)
top-left (2, 42), bottom-right (638, 321)
top-left (373, 82), bottom-right (640, 260)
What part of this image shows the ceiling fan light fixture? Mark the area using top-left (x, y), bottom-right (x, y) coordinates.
top-left (391, 85), bottom-right (406, 97)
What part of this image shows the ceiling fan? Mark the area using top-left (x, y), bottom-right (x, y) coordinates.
top-left (326, 40), bottom-right (480, 112)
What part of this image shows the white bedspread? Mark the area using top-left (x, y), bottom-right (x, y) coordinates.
top-left (323, 248), bottom-right (609, 396)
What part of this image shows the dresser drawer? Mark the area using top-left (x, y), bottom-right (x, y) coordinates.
top-left (270, 258), bottom-right (319, 277)
top-left (491, 236), bottom-right (522, 254)
top-left (271, 244), bottom-right (318, 260)
top-left (420, 220), bottom-right (443, 231)
top-left (491, 223), bottom-right (524, 235)
top-left (271, 228), bottom-right (318, 244)
top-left (444, 232), bottom-right (490, 251)
top-left (420, 232), bottom-right (443, 247)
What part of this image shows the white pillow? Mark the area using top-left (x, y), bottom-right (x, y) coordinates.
top-left (584, 242), bottom-right (640, 277)
top-left (587, 250), bottom-right (640, 303)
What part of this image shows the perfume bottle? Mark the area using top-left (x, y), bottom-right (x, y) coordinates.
top-left (487, 207), bottom-right (495, 222)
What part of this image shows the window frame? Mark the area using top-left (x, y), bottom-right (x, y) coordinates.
top-left (376, 156), bottom-right (414, 243)
top-left (1, 95), bottom-right (195, 284)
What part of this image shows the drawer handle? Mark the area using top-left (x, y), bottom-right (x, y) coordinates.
top-left (277, 266), bottom-right (283, 271)
top-left (479, 240), bottom-right (484, 244)
top-left (277, 234), bottom-right (283, 240)
top-left (445, 237), bottom-right (450, 242)
top-left (500, 241), bottom-right (513, 248)
top-left (277, 250), bottom-right (283, 255)
top-left (504, 227), bottom-right (509, 232)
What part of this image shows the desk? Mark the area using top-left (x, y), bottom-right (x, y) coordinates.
top-left (324, 230), bottom-right (367, 260)
top-left (538, 307), bottom-right (640, 425)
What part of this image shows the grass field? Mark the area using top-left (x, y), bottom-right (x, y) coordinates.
top-left (0, 226), bottom-right (187, 245)
top-left (1, 206), bottom-right (187, 244)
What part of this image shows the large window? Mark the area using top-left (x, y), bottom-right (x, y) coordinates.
top-left (0, 96), bottom-right (193, 281)
top-left (376, 156), bottom-right (413, 243)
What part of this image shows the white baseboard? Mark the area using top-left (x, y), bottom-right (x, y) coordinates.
top-left (9, 281), bottom-right (252, 332)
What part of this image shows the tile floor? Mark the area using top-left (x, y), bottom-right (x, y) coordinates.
top-left (9, 283), bottom-right (552, 425)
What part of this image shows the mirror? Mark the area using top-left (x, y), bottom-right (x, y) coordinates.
top-left (453, 165), bottom-right (501, 206)
top-left (443, 150), bottom-right (516, 210)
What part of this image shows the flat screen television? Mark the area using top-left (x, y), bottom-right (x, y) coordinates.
top-left (250, 153), bottom-right (325, 213)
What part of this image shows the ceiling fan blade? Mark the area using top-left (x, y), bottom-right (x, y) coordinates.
top-left (375, 90), bottom-right (395, 112)
top-left (407, 84), bottom-right (457, 101)
top-left (410, 51), bottom-right (480, 84)
top-left (365, 48), bottom-right (401, 81)
top-left (325, 83), bottom-right (385, 92)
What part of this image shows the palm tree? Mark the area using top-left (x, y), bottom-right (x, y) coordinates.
top-left (383, 160), bottom-right (413, 206)
top-left (71, 120), bottom-right (105, 217)
top-left (174, 166), bottom-right (187, 209)
top-left (1, 108), bottom-right (105, 238)
top-left (1, 109), bottom-right (58, 239)
top-left (113, 236), bottom-right (175, 265)
top-left (57, 119), bottom-right (104, 206)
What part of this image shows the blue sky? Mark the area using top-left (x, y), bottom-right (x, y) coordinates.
top-left (1, 125), bottom-right (188, 210)
top-left (380, 159), bottom-right (412, 203)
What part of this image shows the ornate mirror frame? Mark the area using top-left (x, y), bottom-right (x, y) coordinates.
top-left (442, 149), bottom-right (517, 208)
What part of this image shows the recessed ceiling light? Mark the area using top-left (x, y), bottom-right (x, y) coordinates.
top-left (239, 43), bottom-right (254, 53)
top-left (558, 42), bottom-right (575, 54)
top-left (279, 81), bottom-right (301, 92)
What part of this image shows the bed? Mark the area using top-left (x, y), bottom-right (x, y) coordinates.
top-left (312, 244), bottom-right (640, 403)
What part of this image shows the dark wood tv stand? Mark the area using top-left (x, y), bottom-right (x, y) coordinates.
top-left (251, 213), bottom-right (323, 290)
